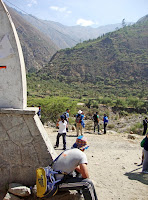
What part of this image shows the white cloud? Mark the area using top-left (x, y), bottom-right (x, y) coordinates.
top-left (27, 0), bottom-right (37, 7)
top-left (50, 6), bottom-right (71, 14)
top-left (76, 18), bottom-right (96, 27)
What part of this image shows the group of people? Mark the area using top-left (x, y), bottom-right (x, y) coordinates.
top-left (93, 112), bottom-right (109, 134)
top-left (47, 109), bottom-right (148, 199)
top-left (54, 109), bottom-right (109, 150)
top-left (53, 108), bottom-right (98, 199)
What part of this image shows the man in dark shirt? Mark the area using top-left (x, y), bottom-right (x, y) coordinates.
top-left (142, 133), bottom-right (148, 173)
top-left (143, 117), bottom-right (147, 135)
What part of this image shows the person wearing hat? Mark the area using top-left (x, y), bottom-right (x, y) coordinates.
top-left (75, 110), bottom-right (84, 136)
top-left (53, 136), bottom-right (98, 200)
top-left (54, 115), bottom-right (67, 150)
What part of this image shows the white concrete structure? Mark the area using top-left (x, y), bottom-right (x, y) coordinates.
top-left (0, 108), bottom-right (57, 192)
top-left (0, 0), bottom-right (27, 109)
top-left (0, 1), bottom-right (57, 193)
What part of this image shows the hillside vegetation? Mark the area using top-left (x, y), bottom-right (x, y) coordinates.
top-left (28, 15), bottom-right (148, 99)
top-left (26, 16), bottom-right (148, 124)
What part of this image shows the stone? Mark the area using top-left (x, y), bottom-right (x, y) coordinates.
top-left (8, 183), bottom-right (31, 197)
top-left (3, 192), bottom-right (23, 200)
top-left (127, 134), bottom-right (136, 140)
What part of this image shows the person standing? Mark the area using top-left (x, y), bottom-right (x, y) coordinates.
top-left (103, 114), bottom-right (108, 134)
top-left (37, 105), bottom-right (41, 119)
top-left (76, 110), bottom-right (83, 136)
top-left (54, 115), bottom-right (67, 150)
top-left (142, 133), bottom-right (148, 173)
top-left (63, 108), bottom-right (70, 132)
top-left (143, 117), bottom-right (147, 135)
top-left (93, 112), bottom-right (100, 134)
top-left (53, 136), bottom-right (98, 200)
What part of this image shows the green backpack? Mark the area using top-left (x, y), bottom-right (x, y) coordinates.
top-left (140, 137), bottom-right (146, 147)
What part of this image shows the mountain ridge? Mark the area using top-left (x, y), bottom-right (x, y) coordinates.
top-left (34, 15), bottom-right (148, 98)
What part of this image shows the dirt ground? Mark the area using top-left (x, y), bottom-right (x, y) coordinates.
top-left (45, 126), bottom-right (148, 200)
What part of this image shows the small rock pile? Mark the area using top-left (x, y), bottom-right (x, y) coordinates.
top-left (3, 183), bottom-right (84, 200)
top-left (3, 183), bottom-right (31, 200)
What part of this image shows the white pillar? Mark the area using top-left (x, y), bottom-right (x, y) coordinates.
top-left (0, 0), bottom-right (27, 109)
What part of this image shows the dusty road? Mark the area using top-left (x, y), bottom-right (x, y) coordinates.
top-left (45, 127), bottom-right (148, 200)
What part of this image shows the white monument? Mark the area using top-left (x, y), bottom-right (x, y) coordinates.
top-left (0, 0), bottom-right (27, 109)
top-left (0, 0), bottom-right (56, 193)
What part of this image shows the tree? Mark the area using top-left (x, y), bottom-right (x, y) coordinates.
top-left (122, 19), bottom-right (126, 27)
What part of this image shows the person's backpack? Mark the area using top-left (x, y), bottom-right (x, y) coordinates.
top-left (76, 114), bottom-right (82, 123)
top-left (93, 114), bottom-right (98, 122)
top-left (140, 137), bottom-right (146, 147)
top-left (36, 166), bottom-right (61, 198)
top-left (104, 116), bottom-right (109, 123)
top-left (36, 152), bottom-right (66, 198)
top-left (63, 112), bottom-right (67, 121)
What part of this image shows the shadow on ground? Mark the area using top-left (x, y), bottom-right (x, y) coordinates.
top-left (124, 167), bottom-right (148, 185)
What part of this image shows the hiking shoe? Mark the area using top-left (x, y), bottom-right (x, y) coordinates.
top-left (98, 132), bottom-right (101, 135)
top-left (63, 147), bottom-right (66, 150)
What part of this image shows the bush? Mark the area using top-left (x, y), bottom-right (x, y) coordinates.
top-left (130, 122), bottom-right (143, 134)
top-left (119, 110), bottom-right (129, 116)
top-left (108, 124), bottom-right (115, 129)
top-left (27, 96), bottom-right (77, 123)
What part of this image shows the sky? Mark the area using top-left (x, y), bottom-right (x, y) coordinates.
top-left (3, 0), bottom-right (148, 27)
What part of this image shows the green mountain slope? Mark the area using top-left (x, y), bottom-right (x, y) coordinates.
top-left (33, 16), bottom-right (148, 98)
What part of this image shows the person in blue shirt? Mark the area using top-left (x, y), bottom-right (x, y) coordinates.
top-left (76, 110), bottom-right (85, 136)
top-left (103, 114), bottom-right (108, 134)
top-left (37, 105), bottom-right (41, 119)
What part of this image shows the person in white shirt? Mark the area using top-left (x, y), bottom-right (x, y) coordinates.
top-left (53, 136), bottom-right (98, 200)
top-left (54, 115), bottom-right (67, 150)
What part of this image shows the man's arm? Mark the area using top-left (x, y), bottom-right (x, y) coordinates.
top-left (75, 163), bottom-right (89, 178)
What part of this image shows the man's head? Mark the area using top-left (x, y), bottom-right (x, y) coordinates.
top-left (78, 110), bottom-right (82, 114)
top-left (73, 136), bottom-right (89, 151)
top-left (66, 108), bottom-right (70, 113)
top-left (60, 115), bottom-right (65, 121)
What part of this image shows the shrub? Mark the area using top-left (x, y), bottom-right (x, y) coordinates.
top-left (108, 124), bottom-right (115, 129)
top-left (119, 110), bottom-right (129, 116)
top-left (130, 122), bottom-right (143, 135)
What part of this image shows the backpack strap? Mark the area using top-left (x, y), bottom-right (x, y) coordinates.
top-left (50, 150), bottom-right (68, 175)
top-left (50, 150), bottom-right (66, 167)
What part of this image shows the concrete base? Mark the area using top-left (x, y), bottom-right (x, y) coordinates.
top-left (0, 108), bottom-right (57, 192)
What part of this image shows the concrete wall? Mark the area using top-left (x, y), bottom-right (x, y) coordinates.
top-left (0, 108), bottom-right (57, 192)
top-left (0, 0), bottom-right (27, 109)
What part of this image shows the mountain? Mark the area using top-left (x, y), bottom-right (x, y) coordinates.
top-left (14, 8), bottom-right (123, 49)
top-left (34, 15), bottom-right (148, 98)
top-left (7, 6), bottom-right (59, 72)
top-left (7, 5), bottom-right (125, 72)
